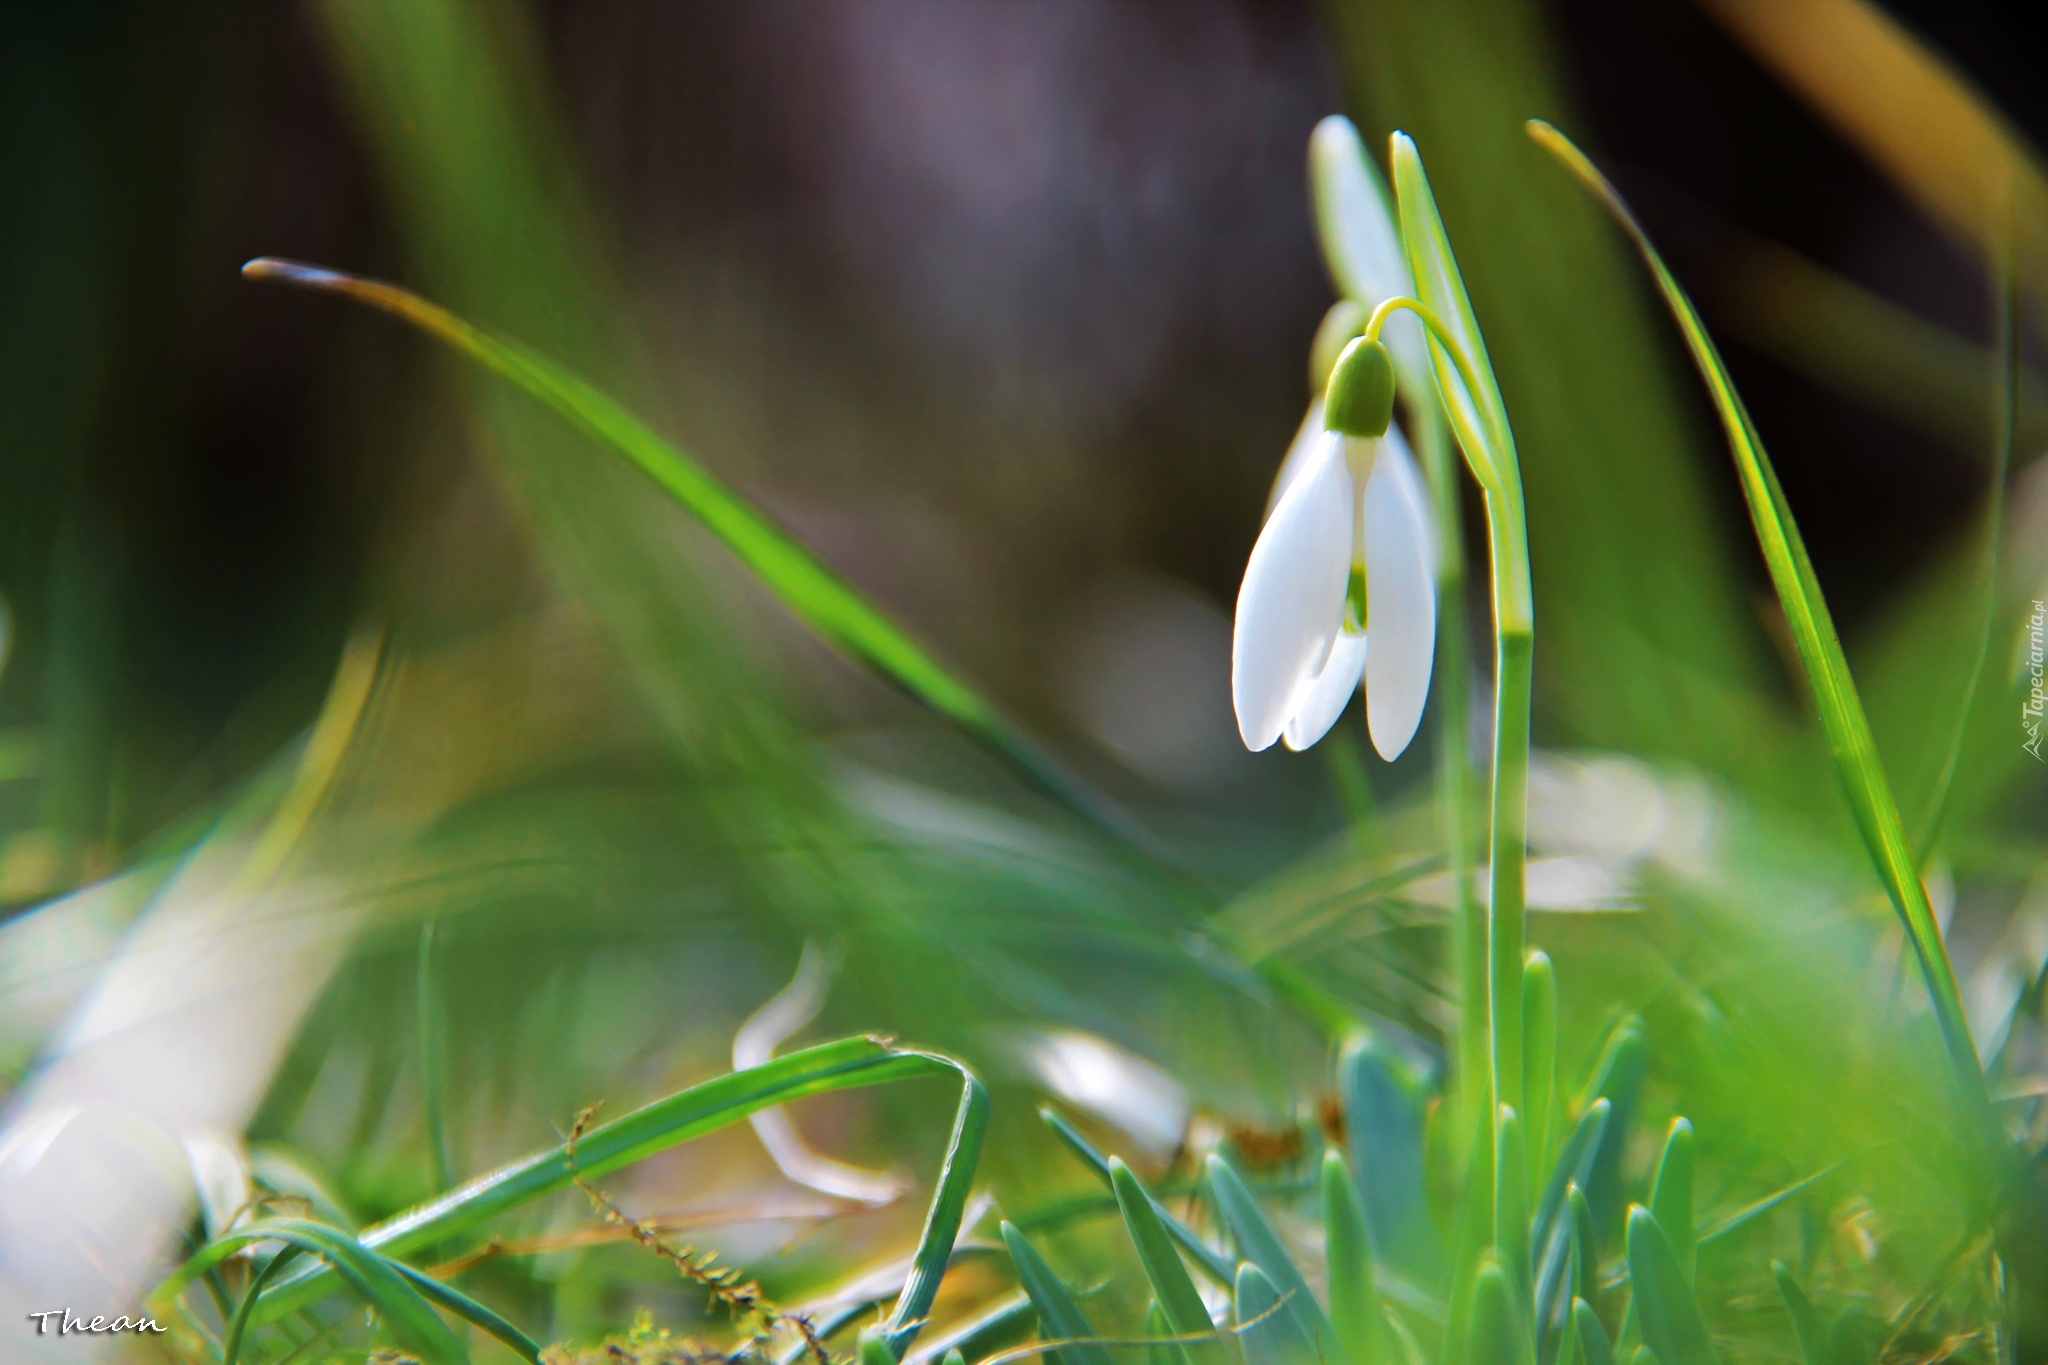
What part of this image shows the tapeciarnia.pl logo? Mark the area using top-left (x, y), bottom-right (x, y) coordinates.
top-left (2026, 598), bottom-right (2046, 762)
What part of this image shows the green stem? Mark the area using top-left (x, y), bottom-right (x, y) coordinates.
top-left (1415, 400), bottom-right (1486, 1146)
top-left (417, 917), bottom-right (451, 1194)
top-left (1370, 291), bottom-right (1537, 1233)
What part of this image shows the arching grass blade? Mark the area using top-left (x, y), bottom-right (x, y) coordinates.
top-left (225, 1036), bottom-right (983, 1362)
top-left (1526, 120), bottom-right (1985, 1109)
top-left (156, 1218), bottom-right (466, 1365)
top-left (240, 258), bottom-right (1154, 854)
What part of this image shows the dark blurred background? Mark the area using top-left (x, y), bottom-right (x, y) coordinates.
top-left (0, 0), bottom-right (2040, 891)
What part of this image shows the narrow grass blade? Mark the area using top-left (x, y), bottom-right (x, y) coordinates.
top-left (1465, 1258), bottom-right (1537, 1365)
top-left (1911, 221), bottom-right (2016, 858)
top-left (1569, 1186), bottom-right (1599, 1308)
top-left (1001, 1223), bottom-right (1116, 1365)
top-left (1496, 1107), bottom-right (1533, 1306)
top-left (1324, 1150), bottom-right (1384, 1365)
top-left (1557, 1294), bottom-right (1583, 1365)
top-left (159, 1218), bottom-right (466, 1365)
top-left (1573, 1298), bottom-right (1615, 1365)
top-left (1040, 1108), bottom-right (1233, 1285)
top-left (1698, 1166), bottom-right (1836, 1246)
top-left (242, 1036), bottom-right (982, 1355)
top-left (1771, 1262), bottom-right (1828, 1365)
top-left (418, 916), bottom-right (452, 1194)
top-left (1342, 1038), bottom-right (1437, 1278)
top-left (1523, 952), bottom-right (1557, 1185)
top-left (1648, 1120), bottom-right (1696, 1280)
top-left (881, 1062), bottom-right (992, 1357)
top-left (389, 1261), bottom-right (545, 1364)
top-left (1533, 1104), bottom-right (1611, 1341)
top-left (1111, 1158), bottom-right (1226, 1365)
top-left (239, 258), bottom-right (1152, 853)
top-left (1236, 1263), bottom-right (1319, 1365)
top-left (1527, 121), bottom-right (1985, 1106)
top-left (1624, 1207), bottom-right (1718, 1365)
top-left (1206, 1153), bottom-right (1340, 1363)
top-left (906, 1290), bottom-right (1034, 1365)
top-left (1573, 1020), bottom-right (1646, 1224)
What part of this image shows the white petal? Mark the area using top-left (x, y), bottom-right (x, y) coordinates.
top-left (1381, 423), bottom-right (1437, 571)
top-left (1265, 399), bottom-right (1325, 520)
top-left (1282, 631), bottom-right (1367, 752)
top-left (1309, 117), bottom-right (1411, 307)
top-left (1362, 430), bottom-right (1438, 760)
top-left (1232, 434), bottom-right (1354, 751)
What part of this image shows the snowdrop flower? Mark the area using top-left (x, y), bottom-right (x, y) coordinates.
top-left (1232, 337), bottom-right (1436, 758)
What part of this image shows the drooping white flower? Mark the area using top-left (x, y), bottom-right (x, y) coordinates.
top-left (1232, 340), bottom-right (1436, 758)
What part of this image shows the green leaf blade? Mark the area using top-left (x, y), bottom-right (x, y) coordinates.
top-left (1237, 1262), bottom-right (1321, 1365)
top-left (1524, 121), bottom-right (1985, 1109)
top-left (1001, 1222), bottom-right (1116, 1365)
top-left (1624, 1207), bottom-right (1718, 1365)
top-left (1323, 1150), bottom-right (1384, 1365)
top-left (1112, 1158), bottom-right (1226, 1365)
top-left (1207, 1153), bottom-right (1341, 1364)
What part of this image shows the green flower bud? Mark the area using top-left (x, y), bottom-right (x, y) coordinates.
top-left (1323, 336), bottom-right (1395, 437)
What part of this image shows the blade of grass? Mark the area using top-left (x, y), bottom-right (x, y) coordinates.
top-left (1496, 1107), bottom-right (1533, 1306)
top-left (1527, 120), bottom-right (1987, 1112)
top-left (1466, 1257), bottom-right (1537, 1365)
top-left (1533, 1104), bottom-right (1612, 1340)
top-left (157, 1219), bottom-right (466, 1365)
top-left (1001, 1223), bottom-right (1116, 1365)
top-left (1624, 1207), bottom-right (1717, 1365)
top-left (240, 258), bottom-right (1154, 855)
top-left (388, 1261), bottom-right (545, 1365)
top-left (1771, 1262), bottom-right (1829, 1365)
top-left (418, 916), bottom-right (451, 1194)
top-left (1910, 212), bottom-right (2016, 861)
top-left (1647, 1121), bottom-right (1696, 1281)
top-left (1111, 1158), bottom-right (1227, 1365)
top-left (235, 1035), bottom-right (983, 1361)
top-left (1324, 1149), bottom-right (1386, 1365)
top-left (1342, 1035), bottom-right (1438, 1279)
top-left (1697, 1166), bottom-right (1837, 1246)
top-left (1206, 1153), bottom-right (1341, 1363)
top-left (1572, 1298), bottom-right (1615, 1365)
top-left (1235, 1263), bottom-right (1319, 1365)
top-left (1039, 1108), bottom-right (1233, 1285)
top-left (1523, 952), bottom-right (1557, 1185)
